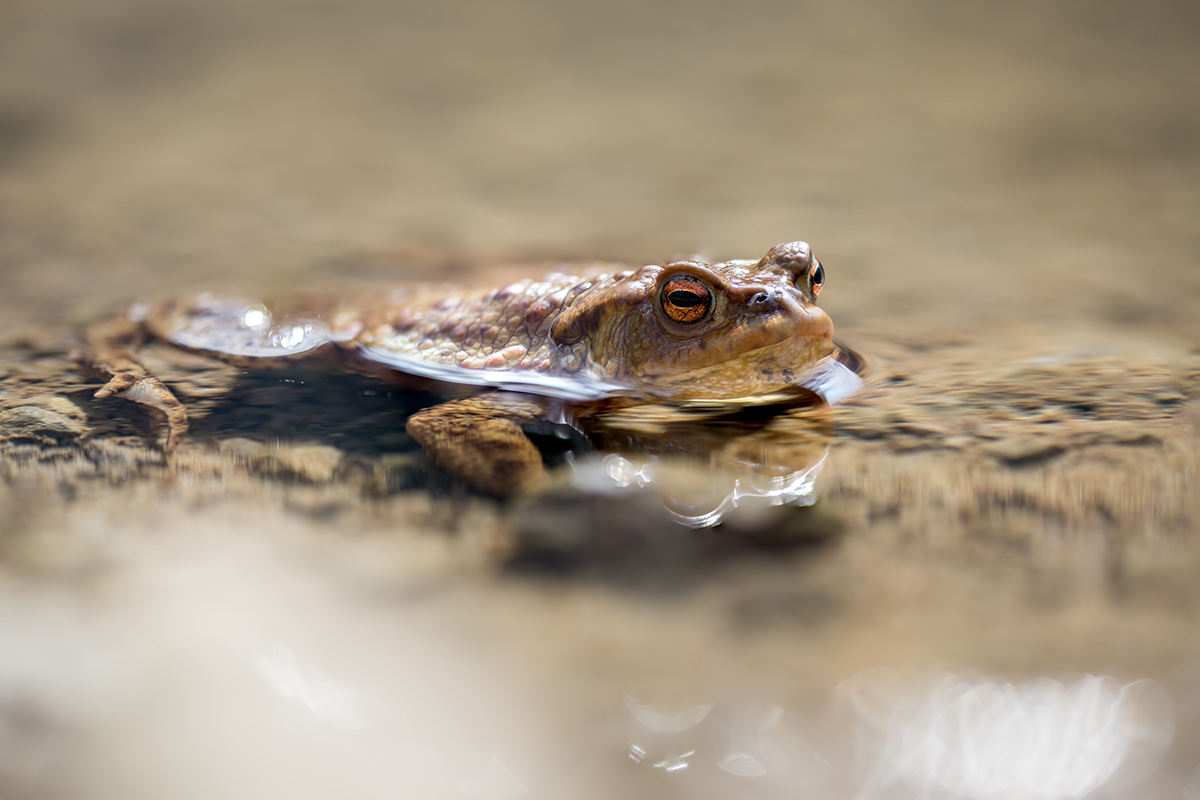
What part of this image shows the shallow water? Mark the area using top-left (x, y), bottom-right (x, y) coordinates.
top-left (1, 1), bottom-right (1199, 798)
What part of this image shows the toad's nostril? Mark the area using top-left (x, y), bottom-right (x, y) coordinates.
top-left (751, 292), bottom-right (771, 305)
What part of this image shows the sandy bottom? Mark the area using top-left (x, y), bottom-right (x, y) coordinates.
top-left (1, 1), bottom-right (1198, 798)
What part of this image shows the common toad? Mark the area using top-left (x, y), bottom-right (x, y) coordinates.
top-left (80, 241), bottom-right (860, 497)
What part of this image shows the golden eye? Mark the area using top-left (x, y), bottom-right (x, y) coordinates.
top-left (807, 259), bottom-right (825, 298)
top-left (661, 276), bottom-right (712, 324)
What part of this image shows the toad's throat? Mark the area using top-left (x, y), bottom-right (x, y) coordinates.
top-left (618, 335), bottom-right (837, 399)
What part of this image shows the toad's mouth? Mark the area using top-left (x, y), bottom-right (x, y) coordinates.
top-left (704, 304), bottom-right (835, 362)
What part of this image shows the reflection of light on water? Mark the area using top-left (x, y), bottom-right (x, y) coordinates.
top-left (623, 694), bottom-right (712, 733)
top-left (241, 308), bottom-right (268, 329)
top-left (619, 670), bottom-right (1172, 794)
top-left (627, 740), bottom-right (694, 773)
top-left (604, 454), bottom-right (654, 489)
top-left (601, 448), bottom-right (829, 529)
top-left (256, 644), bottom-right (368, 728)
top-left (837, 668), bottom-right (1174, 800)
top-left (623, 695), bottom-right (828, 785)
top-left (168, 295), bottom-right (334, 357)
top-left (712, 705), bottom-right (830, 788)
top-left (1185, 766), bottom-right (1200, 799)
top-left (268, 324), bottom-right (314, 350)
top-left (716, 751), bottom-right (768, 777)
top-left (623, 693), bottom-right (708, 778)
top-left (652, 750), bottom-right (694, 772)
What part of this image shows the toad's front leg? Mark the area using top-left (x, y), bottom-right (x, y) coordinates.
top-left (405, 394), bottom-right (550, 497)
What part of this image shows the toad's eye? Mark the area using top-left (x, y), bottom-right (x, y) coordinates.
top-left (661, 277), bottom-right (712, 324)
top-left (807, 259), bottom-right (825, 298)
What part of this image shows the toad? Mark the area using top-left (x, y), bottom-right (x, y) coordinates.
top-left (80, 241), bottom-right (860, 496)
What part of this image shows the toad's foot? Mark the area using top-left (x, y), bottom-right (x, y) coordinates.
top-left (94, 374), bottom-right (189, 451)
top-left (81, 313), bottom-right (189, 452)
top-left (406, 394), bottom-right (548, 498)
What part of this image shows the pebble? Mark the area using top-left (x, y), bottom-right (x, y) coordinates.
top-left (0, 397), bottom-right (88, 444)
top-left (982, 437), bottom-right (1066, 466)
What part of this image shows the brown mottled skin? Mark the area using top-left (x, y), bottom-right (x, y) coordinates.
top-left (343, 240), bottom-right (832, 397)
top-left (81, 242), bottom-right (836, 495)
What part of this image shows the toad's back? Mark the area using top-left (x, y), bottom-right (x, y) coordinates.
top-left (337, 270), bottom-right (628, 378)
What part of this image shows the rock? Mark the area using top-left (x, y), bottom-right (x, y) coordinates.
top-left (0, 397), bottom-right (88, 445)
top-left (0, 406), bottom-right (85, 444)
top-left (266, 444), bottom-right (343, 483)
top-left (982, 437), bottom-right (1066, 466)
top-left (895, 420), bottom-right (949, 438)
top-left (217, 438), bottom-right (343, 482)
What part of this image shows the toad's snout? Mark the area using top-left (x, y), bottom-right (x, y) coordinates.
top-left (747, 287), bottom-right (801, 314)
top-left (748, 289), bottom-right (834, 342)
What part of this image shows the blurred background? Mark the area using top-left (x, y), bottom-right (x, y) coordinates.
top-left (1, 1), bottom-right (1198, 798)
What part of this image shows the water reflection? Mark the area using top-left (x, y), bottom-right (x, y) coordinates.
top-left (837, 668), bottom-right (1175, 800)
top-left (457, 756), bottom-right (528, 800)
top-left (715, 752), bottom-right (768, 778)
top-left (623, 692), bottom-right (712, 782)
top-left (583, 401), bottom-right (834, 528)
top-left (256, 645), bottom-right (368, 729)
top-left (713, 705), bottom-right (831, 789)
top-left (651, 750), bottom-right (694, 773)
top-left (619, 668), bottom-right (1174, 798)
top-left (622, 694), bottom-right (712, 733)
top-left (1185, 767), bottom-right (1200, 800)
